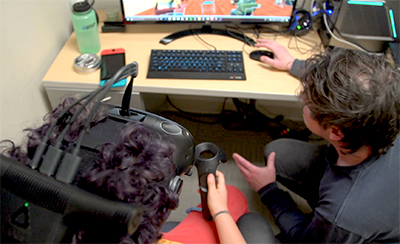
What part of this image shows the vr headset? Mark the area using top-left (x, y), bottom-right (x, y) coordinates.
top-left (1, 62), bottom-right (195, 243)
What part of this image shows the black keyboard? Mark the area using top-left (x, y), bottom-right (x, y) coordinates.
top-left (147, 49), bottom-right (246, 80)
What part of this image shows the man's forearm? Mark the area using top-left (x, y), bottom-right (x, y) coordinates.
top-left (258, 183), bottom-right (308, 242)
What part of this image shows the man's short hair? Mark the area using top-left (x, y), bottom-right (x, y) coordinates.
top-left (299, 48), bottom-right (400, 155)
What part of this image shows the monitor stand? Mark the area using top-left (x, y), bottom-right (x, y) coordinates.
top-left (159, 24), bottom-right (256, 46)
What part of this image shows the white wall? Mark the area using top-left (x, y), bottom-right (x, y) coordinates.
top-left (0, 0), bottom-right (120, 143)
top-left (94, 0), bottom-right (120, 11)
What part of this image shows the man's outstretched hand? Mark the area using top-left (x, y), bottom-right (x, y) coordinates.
top-left (232, 152), bottom-right (277, 192)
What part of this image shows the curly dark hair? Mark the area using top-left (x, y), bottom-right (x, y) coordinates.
top-left (80, 121), bottom-right (179, 244)
top-left (1, 97), bottom-right (179, 244)
top-left (299, 48), bottom-right (400, 155)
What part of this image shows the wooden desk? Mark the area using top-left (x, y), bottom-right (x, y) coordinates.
top-left (42, 17), bottom-right (319, 118)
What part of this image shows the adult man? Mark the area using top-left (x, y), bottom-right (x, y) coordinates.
top-left (233, 39), bottom-right (400, 243)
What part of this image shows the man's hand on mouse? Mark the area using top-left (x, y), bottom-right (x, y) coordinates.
top-left (255, 39), bottom-right (295, 71)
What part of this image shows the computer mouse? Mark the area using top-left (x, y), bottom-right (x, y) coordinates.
top-left (249, 50), bottom-right (274, 61)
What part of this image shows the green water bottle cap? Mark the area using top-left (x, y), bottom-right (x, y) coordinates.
top-left (73, 1), bottom-right (92, 12)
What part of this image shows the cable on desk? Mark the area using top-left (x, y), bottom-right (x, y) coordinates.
top-left (223, 24), bottom-right (259, 55)
top-left (231, 24), bottom-right (286, 57)
top-left (288, 34), bottom-right (322, 54)
top-left (258, 25), bottom-right (288, 35)
top-left (188, 24), bottom-right (256, 49)
top-left (225, 25), bottom-right (255, 47)
top-left (189, 24), bottom-right (218, 50)
top-left (187, 22), bottom-right (299, 53)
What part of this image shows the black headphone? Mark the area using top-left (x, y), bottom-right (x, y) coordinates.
top-left (289, 9), bottom-right (312, 36)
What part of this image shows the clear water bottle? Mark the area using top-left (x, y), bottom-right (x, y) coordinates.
top-left (71, 0), bottom-right (101, 54)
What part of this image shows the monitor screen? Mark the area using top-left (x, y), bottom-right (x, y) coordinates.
top-left (120, 0), bottom-right (296, 26)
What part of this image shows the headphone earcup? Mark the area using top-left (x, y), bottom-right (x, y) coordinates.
top-left (289, 10), bottom-right (312, 36)
top-left (169, 175), bottom-right (183, 195)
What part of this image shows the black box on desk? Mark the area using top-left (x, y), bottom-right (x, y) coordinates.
top-left (318, 0), bottom-right (398, 53)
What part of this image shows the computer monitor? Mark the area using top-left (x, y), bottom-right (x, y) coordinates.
top-left (120, 0), bottom-right (297, 45)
